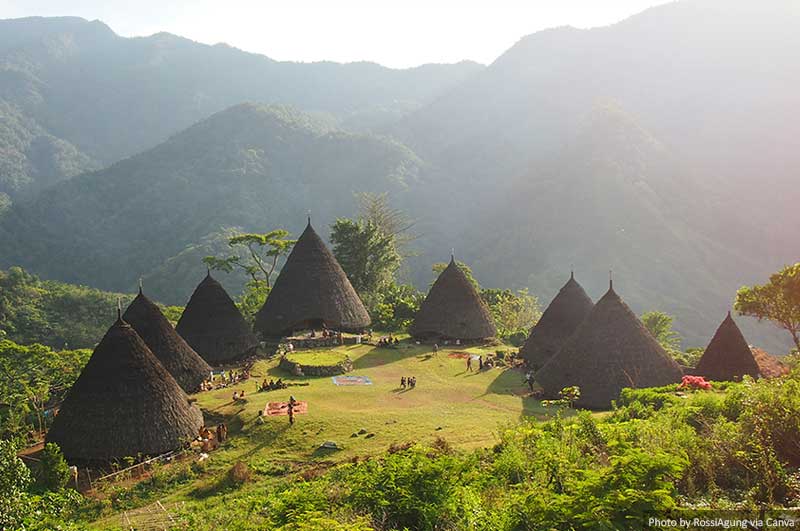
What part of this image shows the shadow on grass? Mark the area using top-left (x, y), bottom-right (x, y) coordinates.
top-left (352, 342), bottom-right (427, 370)
top-left (483, 368), bottom-right (553, 420)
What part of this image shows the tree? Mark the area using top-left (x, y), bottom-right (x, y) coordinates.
top-left (38, 443), bottom-right (70, 491)
top-left (204, 230), bottom-right (296, 321)
top-left (641, 311), bottom-right (682, 351)
top-left (0, 439), bottom-right (32, 529)
top-left (356, 192), bottom-right (416, 257)
top-left (0, 339), bottom-right (90, 444)
top-left (481, 288), bottom-right (541, 343)
top-left (204, 230), bottom-right (296, 289)
top-left (735, 263), bottom-right (800, 352)
top-left (371, 283), bottom-right (424, 331)
top-left (331, 219), bottom-right (401, 300)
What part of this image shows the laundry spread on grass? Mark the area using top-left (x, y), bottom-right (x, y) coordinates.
top-left (331, 375), bottom-right (373, 386)
top-left (264, 401), bottom-right (308, 416)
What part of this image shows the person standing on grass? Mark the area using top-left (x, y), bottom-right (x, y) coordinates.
top-left (401, 376), bottom-right (406, 389)
top-left (525, 372), bottom-right (534, 392)
top-left (466, 356), bottom-right (473, 372)
top-left (433, 343), bottom-right (439, 355)
top-left (288, 395), bottom-right (297, 425)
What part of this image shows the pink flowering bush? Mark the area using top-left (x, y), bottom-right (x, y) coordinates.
top-left (680, 375), bottom-right (712, 390)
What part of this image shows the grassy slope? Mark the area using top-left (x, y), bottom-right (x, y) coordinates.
top-left (88, 341), bottom-right (555, 529)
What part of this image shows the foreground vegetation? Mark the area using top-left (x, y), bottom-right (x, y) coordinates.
top-left (3, 338), bottom-right (800, 530)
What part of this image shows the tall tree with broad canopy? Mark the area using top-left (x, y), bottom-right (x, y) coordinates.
top-left (735, 263), bottom-right (800, 352)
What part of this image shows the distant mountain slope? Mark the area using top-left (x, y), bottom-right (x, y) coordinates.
top-left (0, 104), bottom-right (423, 301)
top-left (461, 104), bottom-right (786, 350)
top-left (0, 16), bottom-right (481, 197)
top-left (0, 100), bottom-right (97, 200)
top-left (396, 0), bottom-right (800, 262)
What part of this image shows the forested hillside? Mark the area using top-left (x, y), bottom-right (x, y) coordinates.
top-left (0, 16), bottom-right (480, 199)
top-left (0, 104), bottom-right (423, 302)
top-left (0, 267), bottom-right (132, 349)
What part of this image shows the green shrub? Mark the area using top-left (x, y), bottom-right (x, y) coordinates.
top-left (38, 443), bottom-right (71, 491)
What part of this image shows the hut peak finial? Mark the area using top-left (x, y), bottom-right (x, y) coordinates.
top-left (307, 210), bottom-right (311, 226)
top-left (570, 264), bottom-right (574, 280)
top-left (138, 277), bottom-right (143, 294)
top-left (609, 269), bottom-right (613, 290)
top-left (117, 297), bottom-right (122, 320)
top-left (451, 248), bottom-right (455, 262)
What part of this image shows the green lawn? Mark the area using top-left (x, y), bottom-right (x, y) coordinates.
top-left (87, 340), bottom-right (561, 529)
top-left (284, 347), bottom-right (350, 366)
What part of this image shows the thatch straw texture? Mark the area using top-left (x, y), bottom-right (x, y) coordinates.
top-left (520, 273), bottom-right (593, 370)
top-left (253, 222), bottom-right (370, 338)
top-left (123, 291), bottom-right (211, 393)
top-left (47, 319), bottom-right (203, 463)
top-left (409, 258), bottom-right (496, 340)
top-left (176, 273), bottom-right (258, 365)
top-left (694, 313), bottom-right (761, 381)
top-left (750, 347), bottom-right (790, 379)
top-left (536, 284), bottom-right (683, 409)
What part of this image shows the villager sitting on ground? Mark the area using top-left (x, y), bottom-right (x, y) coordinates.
top-left (256, 410), bottom-right (265, 424)
top-left (409, 376), bottom-right (416, 388)
top-left (232, 391), bottom-right (239, 401)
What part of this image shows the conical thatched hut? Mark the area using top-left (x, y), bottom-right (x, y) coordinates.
top-left (694, 313), bottom-right (761, 381)
top-left (47, 317), bottom-right (203, 463)
top-left (123, 289), bottom-right (211, 393)
top-left (409, 257), bottom-right (496, 341)
top-left (520, 272), bottom-right (593, 370)
top-left (536, 282), bottom-right (683, 409)
top-left (176, 272), bottom-right (258, 365)
top-left (253, 221), bottom-right (370, 338)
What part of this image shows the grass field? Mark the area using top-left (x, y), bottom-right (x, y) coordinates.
top-left (87, 340), bottom-right (564, 529)
top-left (283, 347), bottom-right (350, 366)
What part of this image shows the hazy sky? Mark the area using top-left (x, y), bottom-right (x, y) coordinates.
top-left (0, 0), bottom-right (670, 67)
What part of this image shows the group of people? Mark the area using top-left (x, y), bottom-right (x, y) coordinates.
top-left (199, 369), bottom-right (250, 392)
top-left (378, 336), bottom-right (400, 347)
top-left (400, 376), bottom-right (417, 389)
top-left (466, 355), bottom-right (496, 371)
top-left (195, 423), bottom-right (228, 452)
top-left (258, 378), bottom-right (287, 392)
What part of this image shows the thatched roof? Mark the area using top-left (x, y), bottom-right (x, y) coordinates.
top-left (520, 272), bottom-right (593, 370)
top-left (536, 282), bottom-right (683, 409)
top-left (123, 290), bottom-right (211, 393)
top-left (694, 313), bottom-right (761, 381)
top-left (409, 257), bottom-right (496, 340)
top-left (176, 272), bottom-right (258, 365)
top-left (751, 347), bottom-right (790, 379)
top-left (253, 221), bottom-right (370, 338)
top-left (47, 318), bottom-right (203, 463)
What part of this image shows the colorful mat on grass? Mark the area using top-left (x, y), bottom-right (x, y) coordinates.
top-left (331, 375), bottom-right (373, 386)
top-left (447, 351), bottom-right (473, 359)
top-left (264, 401), bottom-right (308, 416)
